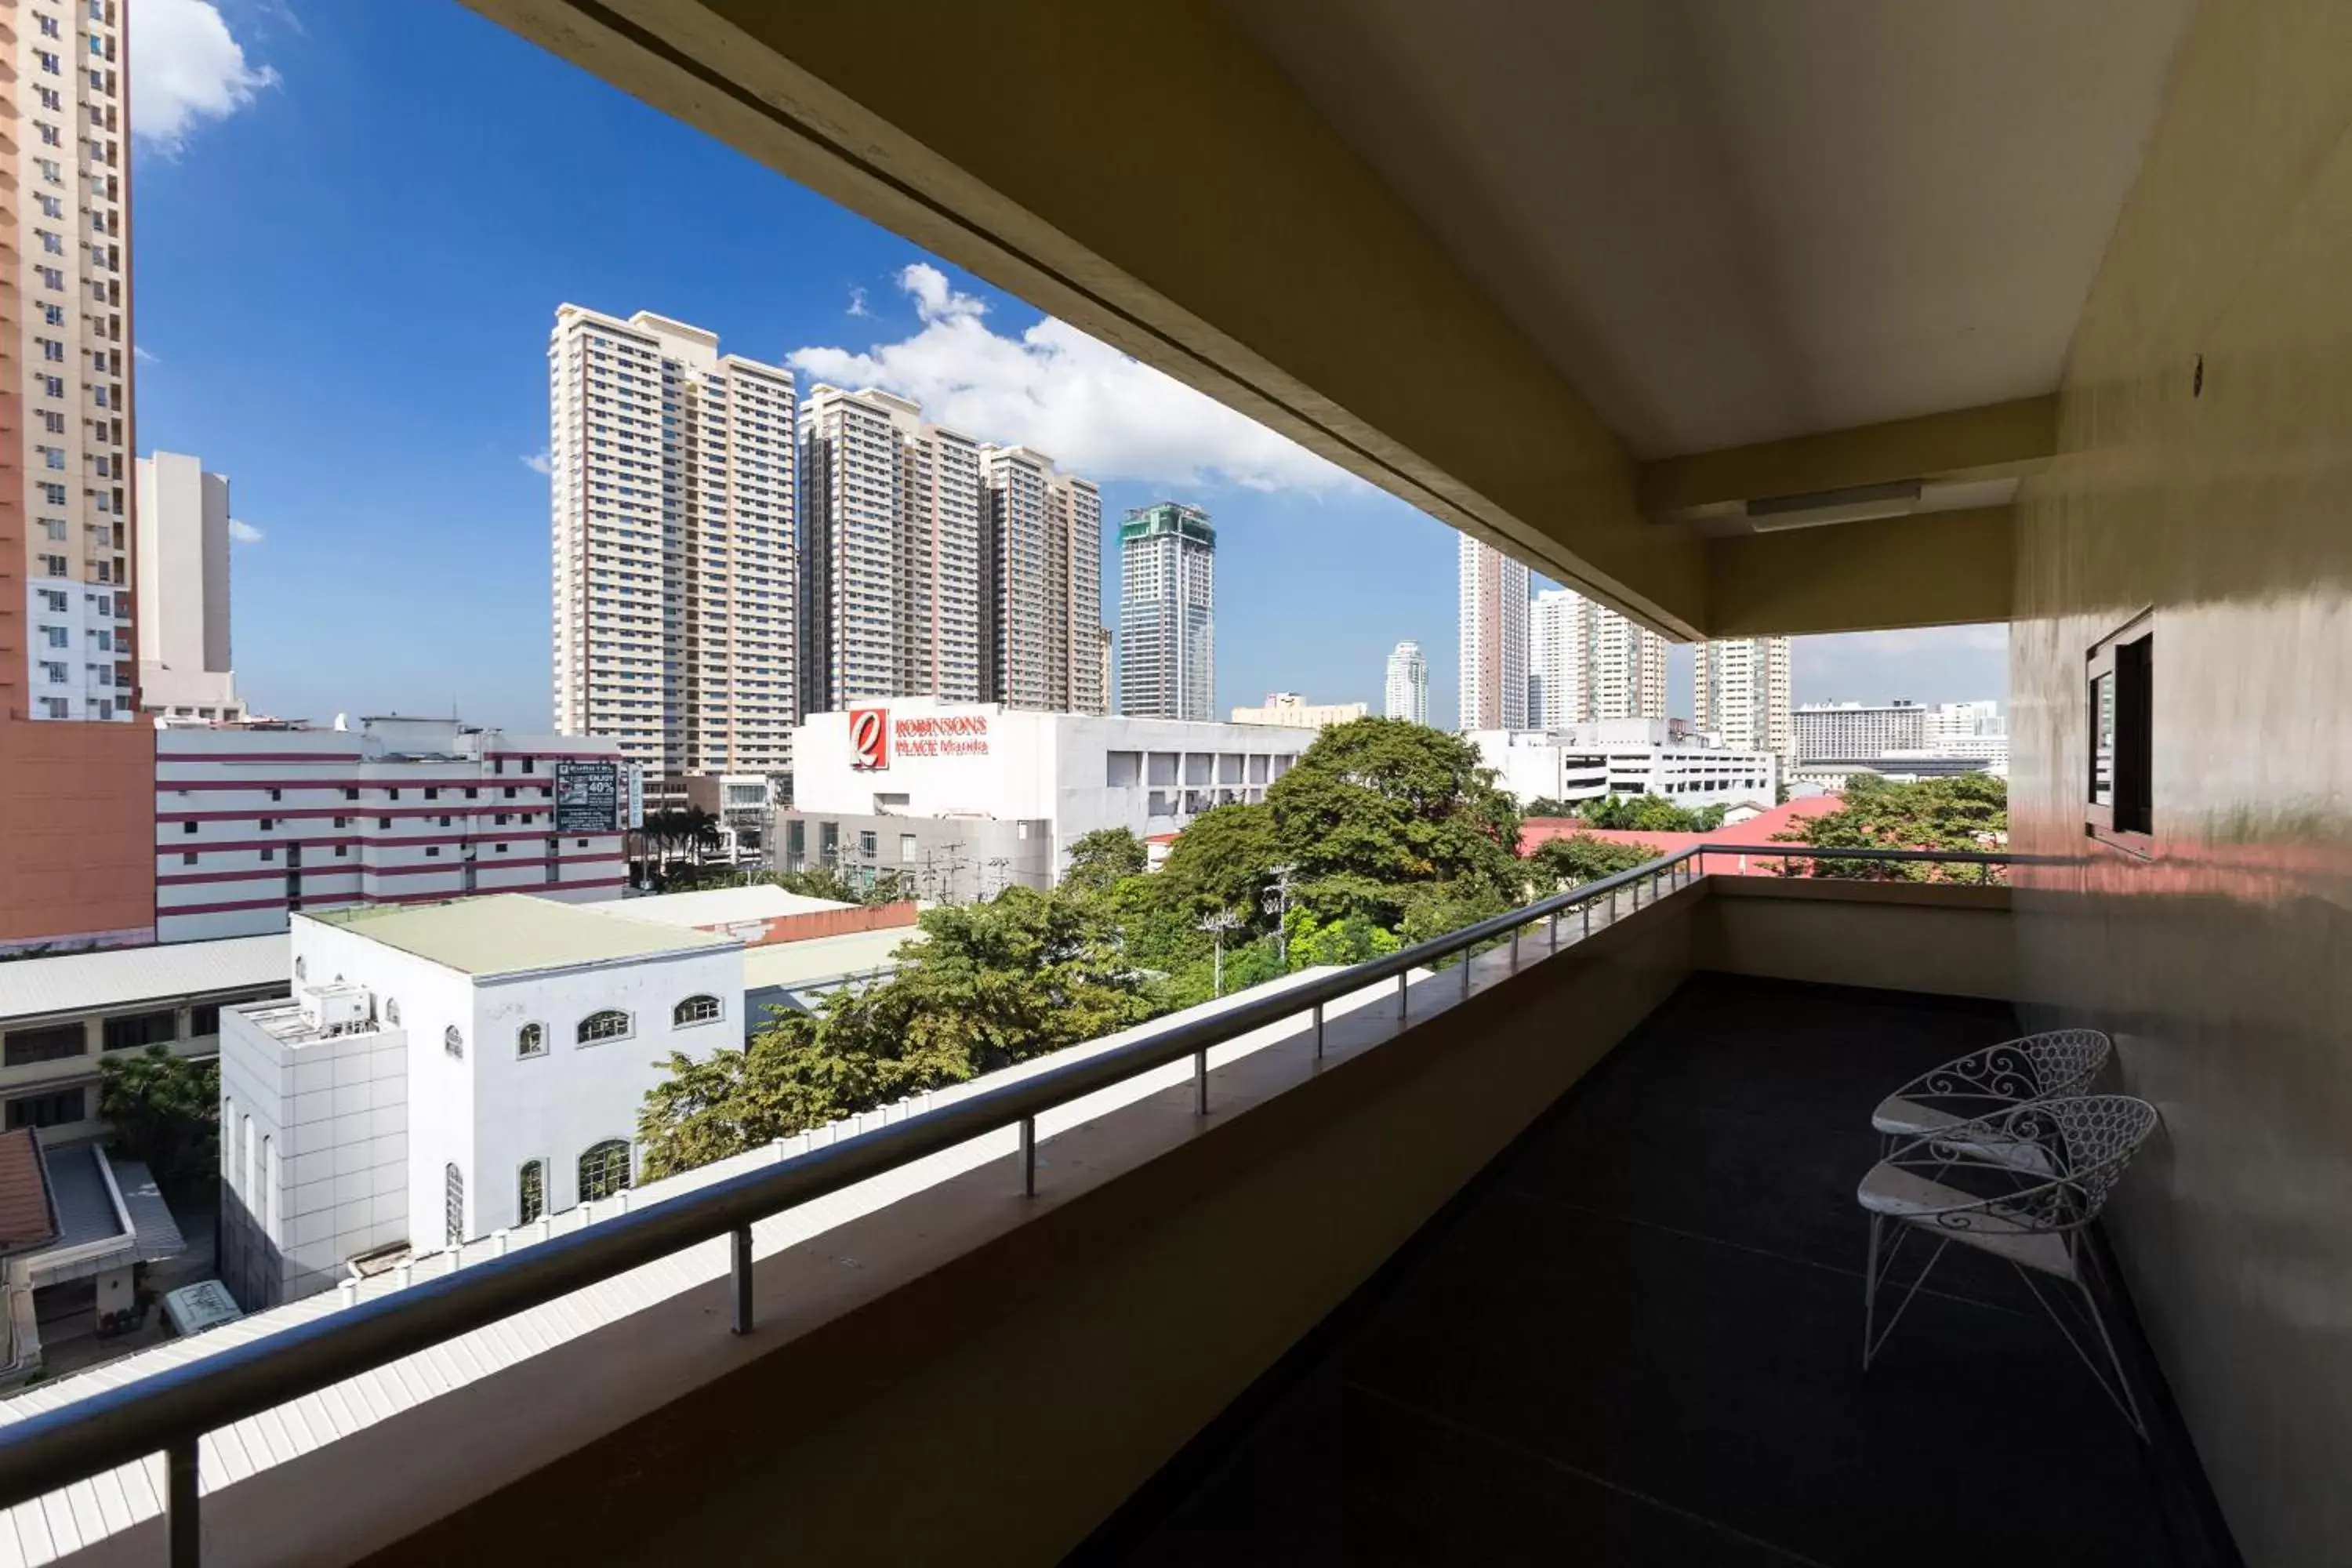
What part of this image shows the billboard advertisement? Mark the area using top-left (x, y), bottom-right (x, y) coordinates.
top-left (554, 759), bottom-right (622, 833)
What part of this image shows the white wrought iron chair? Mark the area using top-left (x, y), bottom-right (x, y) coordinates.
top-left (1871, 1029), bottom-right (2111, 1152)
top-left (1858, 1094), bottom-right (2161, 1436)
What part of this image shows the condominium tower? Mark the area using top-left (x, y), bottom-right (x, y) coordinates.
top-left (1693, 637), bottom-right (1792, 762)
top-left (549, 306), bottom-right (798, 780)
top-left (983, 445), bottom-right (1104, 713)
top-left (799, 387), bottom-right (1103, 717)
top-left (1120, 502), bottom-right (1215, 720)
top-left (11, 1), bottom-right (129, 722)
top-left (1530, 588), bottom-right (1668, 725)
top-left (1385, 639), bottom-right (1428, 724)
top-left (1457, 537), bottom-right (1529, 730)
top-left (1, 0), bottom-right (153, 953)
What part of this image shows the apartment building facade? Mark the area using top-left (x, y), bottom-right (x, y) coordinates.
top-left (1119, 501), bottom-right (1214, 721)
top-left (1693, 637), bottom-right (1792, 764)
top-left (0, 0), bottom-right (153, 953)
top-left (154, 718), bottom-right (629, 944)
top-left (549, 306), bottom-right (797, 784)
top-left (1794, 700), bottom-right (1929, 760)
top-left (798, 387), bottom-right (1102, 721)
top-left (1456, 537), bottom-right (1527, 730)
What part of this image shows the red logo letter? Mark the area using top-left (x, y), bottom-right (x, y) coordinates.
top-left (849, 708), bottom-right (890, 770)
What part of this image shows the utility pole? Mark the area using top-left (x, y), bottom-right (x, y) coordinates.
top-left (1263, 862), bottom-right (1299, 970)
top-left (1200, 909), bottom-right (1243, 997)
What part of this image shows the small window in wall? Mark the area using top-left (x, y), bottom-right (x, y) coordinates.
top-left (2088, 612), bottom-right (2154, 853)
top-left (517, 1159), bottom-right (546, 1225)
top-left (4, 1023), bottom-right (85, 1067)
top-left (517, 1022), bottom-right (546, 1058)
top-left (6, 1087), bottom-right (85, 1130)
top-left (191, 1004), bottom-right (222, 1037)
top-left (672, 994), bottom-right (722, 1027)
top-left (576, 1009), bottom-right (630, 1044)
top-left (100, 1010), bottom-right (177, 1051)
top-left (578, 1139), bottom-right (631, 1203)
top-left (444, 1025), bottom-right (464, 1059)
top-left (384, 998), bottom-right (401, 1025)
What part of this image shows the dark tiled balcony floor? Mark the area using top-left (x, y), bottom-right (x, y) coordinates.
top-left (1082, 974), bottom-right (2228, 1567)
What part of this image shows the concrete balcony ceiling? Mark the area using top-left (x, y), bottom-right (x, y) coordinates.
top-left (471, 0), bottom-right (2193, 637)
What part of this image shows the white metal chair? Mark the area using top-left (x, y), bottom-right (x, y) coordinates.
top-left (1871, 1029), bottom-right (2111, 1152)
top-left (1858, 1094), bottom-right (2161, 1436)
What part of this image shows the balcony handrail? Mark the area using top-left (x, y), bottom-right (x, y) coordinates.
top-left (0, 843), bottom-right (2013, 1558)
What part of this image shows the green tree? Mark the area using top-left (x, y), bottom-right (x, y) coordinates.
top-left (1570, 795), bottom-right (1726, 833)
top-left (1062, 828), bottom-right (1149, 898)
top-left (1527, 832), bottom-right (1652, 891)
top-left (97, 1047), bottom-right (219, 1188)
top-left (638, 887), bottom-right (1153, 1177)
top-left (1773, 774), bottom-right (2007, 880)
top-left (1265, 718), bottom-right (1523, 926)
top-left (1287, 909), bottom-right (1402, 969)
top-left (1524, 797), bottom-right (1579, 818)
top-left (1153, 802), bottom-right (1283, 920)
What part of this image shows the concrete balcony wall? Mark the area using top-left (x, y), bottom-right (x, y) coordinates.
top-left (1693, 877), bottom-right (2016, 1004)
top-left (2005, 5), bottom-right (2352, 1563)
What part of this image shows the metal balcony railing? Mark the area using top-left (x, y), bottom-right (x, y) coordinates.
top-left (0, 844), bottom-right (2010, 1563)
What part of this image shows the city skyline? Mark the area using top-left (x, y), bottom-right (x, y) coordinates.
top-left (130, 2), bottom-right (2009, 738)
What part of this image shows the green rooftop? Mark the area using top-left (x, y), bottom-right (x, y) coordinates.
top-left (1119, 500), bottom-right (1214, 548)
top-left (307, 895), bottom-right (736, 977)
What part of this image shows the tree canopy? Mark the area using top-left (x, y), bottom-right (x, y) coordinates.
top-left (98, 1047), bottom-right (219, 1189)
top-left (1773, 774), bottom-right (2007, 880)
top-left (637, 887), bottom-right (1152, 1178)
top-left (1527, 832), bottom-right (1652, 890)
top-left (1061, 827), bottom-right (1149, 898)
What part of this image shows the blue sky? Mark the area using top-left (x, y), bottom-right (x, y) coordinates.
top-left (131, 2), bottom-right (2006, 732)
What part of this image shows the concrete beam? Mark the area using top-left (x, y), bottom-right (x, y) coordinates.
top-left (1639, 395), bottom-right (2057, 515)
top-left (1704, 505), bottom-right (2014, 636)
top-left (463, 0), bottom-right (1705, 633)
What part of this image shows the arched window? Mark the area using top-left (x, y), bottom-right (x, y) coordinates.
top-left (517, 1022), bottom-right (546, 1058)
top-left (384, 997), bottom-right (401, 1026)
top-left (578, 1139), bottom-right (631, 1203)
top-left (517, 1160), bottom-right (545, 1226)
top-left (445, 1163), bottom-right (465, 1247)
top-left (444, 1025), bottom-right (464, 1059)
top-left (576, 1010), bottom-right (631, 1045)
top-left (294, 956), bottom-right (307, 982)
top-left (672, 994), bottom-right (722, 1027)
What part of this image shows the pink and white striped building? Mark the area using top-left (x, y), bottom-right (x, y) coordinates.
top-left (154, 717), bottom-right (630, 943)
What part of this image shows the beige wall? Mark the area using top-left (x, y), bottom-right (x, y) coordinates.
top-left (1697, 879), bottom-right (2016, 1004)
top-left (2010, 4), bottom-right (2352, 1562)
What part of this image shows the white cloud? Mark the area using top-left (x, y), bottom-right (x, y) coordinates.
top-left (789, 263), bottom-right (1355, 493)
top-left (131, 0), bottom-right (279, 154)
top-left (227, 518), bottom-right (263, 545)
top-left (133, 345), bottom-right (160, 365)
top-left (846, 286), bottom-right (869, 318)
top-left (521, 450), bottom-right (553, 477)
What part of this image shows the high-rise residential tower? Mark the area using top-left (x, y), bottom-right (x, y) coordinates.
top-left (11, 2), bottom-right (131, 727)
top-left (1694, 637), bottom-right (1793, 764)
top-left (797, 387), bottom-right (1102, 717)
top-left (133, 453), bottom-right (243, 721)
top-left (798, 385), bottom-right (984, 712)
top-left (1457, 536), bottom-right (1528, 730)
top-left (1528, 588), bottom-right (1577, 729)
top-left (1526, 586), bottom-right (1670, 726)
top-left (550, 306), bottom-right (798, 781)
top-left (1385, 639), bottom-right (1429, 724)
top-left (1119, 502), bottom-right (1215, 720)
top-left (1, 0), bottom-right (152, 953)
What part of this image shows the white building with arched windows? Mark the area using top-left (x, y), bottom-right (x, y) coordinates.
top-left (216, 895), bottom-right (743, 1308)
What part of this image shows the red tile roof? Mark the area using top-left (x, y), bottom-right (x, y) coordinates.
top-left (0, 1130), bottom-right (57, 1255)
top-left (1519, 794), bottom-right (1846, 858)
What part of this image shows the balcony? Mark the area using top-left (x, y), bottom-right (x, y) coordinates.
top-left (0, 855), bottom-right (2233, 1565)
